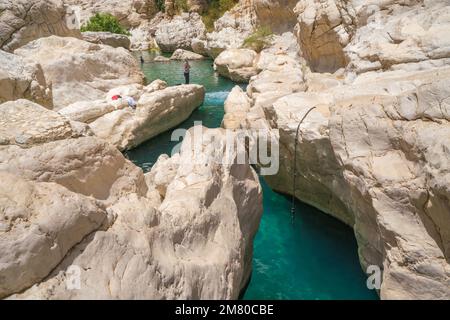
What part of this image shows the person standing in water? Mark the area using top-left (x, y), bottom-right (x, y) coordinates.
top-left (140, 56), bottom-right (144, 65)
top-left (184, 60), bottom-right (191, 84)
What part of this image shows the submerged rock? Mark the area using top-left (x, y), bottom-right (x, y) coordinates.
top-left (0, 99), bottom-right (263, 299)
top-left (0, 0), bottom-right (81, 52)
top-left (82, 31), bottom-right (131, 49)
top-left (14, 36), bottom-right (144, 109)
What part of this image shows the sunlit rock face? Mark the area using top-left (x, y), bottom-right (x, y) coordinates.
top-left (214, 49), bottom-right (259, 83)
top-left (0, 100), bottom-right (263, 300)
top-left (64, 0), bottom-right (158, 29)
top-left (14, 36), bottom-right (144, 109)
top-left (155, 12), bottom-right (206, 53)
top-left (225, 0), bottom-right (450, 300)
top-left (0, 50), bottom-right (53, 108)
top-left (83, 83), bottom-right (205, 151)
top-left (82, 31), bottom-right (131, 49)
top-left (294, 0), bottom-right (450, 74)
top-left (0, 0), bottom-right (81, 53)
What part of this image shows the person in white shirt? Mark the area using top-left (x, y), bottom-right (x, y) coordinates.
top-left (126, 96), bottom-right (137, 110)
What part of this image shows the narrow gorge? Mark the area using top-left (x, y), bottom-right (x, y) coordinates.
top-left (0, 0), bottom-right (449, 300)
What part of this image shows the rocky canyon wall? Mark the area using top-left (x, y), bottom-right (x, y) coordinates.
top-left (223, 0), bottom-right (450, 299)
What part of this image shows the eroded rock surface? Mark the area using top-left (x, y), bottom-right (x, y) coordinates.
top-left (0, 50), bottom-right (52, 108)
top-left (214, 49), bottom-right (259, 82)
top-left (0, 99), bottom-right (263, 300)
top-left (14, 36), bottom-right (144, 109)
top-left (60, 82), bottom-right (205, 151)
top-left (82, 31), bottom-right (131, 49)
top-left (170, 49), bottom-right (205, 60)
top-left (223, 0), bottom-right (450, 300)
top-left (65, 0), bottom-right (158, 29)
top-left (0, 0), bottom-right (81, 52)
top-left (295, 0), bottom-right (450, 74)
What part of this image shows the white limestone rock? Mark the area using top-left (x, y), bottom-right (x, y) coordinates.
top-left (0, 0), bottom-right (81, 52)
top-left (14, 36), bottom-right (144, 109)
top-left (0, 100), bottom-right (263, 299)
top-left (222, 86), bottom-right (251, 130)
top-left (154, 55), bottom-right (171, 62)
top-left (0, 50), bottom-right (53, 108)
top-left (240, 66), bottom-right (450, 300)
top-left (214, 49), bottom-right (259, 83)
top-left (170, 49), bottom-right (205, 60)
top-left (155, 12), bottom-right (206, 52)
top-left (88, 84), bottom-right (205, 150)
top-left (82, 31), bottom-right (131, 49)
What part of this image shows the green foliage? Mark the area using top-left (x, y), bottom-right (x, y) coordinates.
top-left (243, 26), bottom-right (274, 52)
top-left (156, 0), bottom-right (165, 12)
top-left (202, 0), bottom-right (239, 32)
top-left (175, 0), bottom-right (189, 13)
top-left (80, 13), bottom-right (130, 36)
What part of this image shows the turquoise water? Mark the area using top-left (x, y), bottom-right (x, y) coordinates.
top-left (127, 52), bottom-right (378, 300)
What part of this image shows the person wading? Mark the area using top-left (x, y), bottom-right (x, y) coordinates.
top-left (184, 60), bottom-right (191, 84)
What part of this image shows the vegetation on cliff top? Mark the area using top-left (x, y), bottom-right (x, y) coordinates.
top-left (156, 0), bottom-right (165, 12)
top-left (80, 13), bottom-right (130, 36)
top-left (202, 0), bottom-right (239, 32)
top-left (243, 26), bottom-right (274, 52)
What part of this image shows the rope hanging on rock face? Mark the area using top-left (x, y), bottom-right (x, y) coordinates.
top-left (291, 106), bottom-right (318, 222)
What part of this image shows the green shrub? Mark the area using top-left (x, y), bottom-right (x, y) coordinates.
top-left (243, 26), bottom-right (274, 52)
top-left (202, 0), bottom-right (239, 32)
top-left (156, 0), bottom-right (165, 12)
top-left (80, 13), bottom-right (130, 36)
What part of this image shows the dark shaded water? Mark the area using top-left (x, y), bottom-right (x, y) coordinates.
top-left (127, 52), bottom-right (378, 300)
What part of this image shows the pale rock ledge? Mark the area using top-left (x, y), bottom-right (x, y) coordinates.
top-left (60, 81), bottom-right (205, 151)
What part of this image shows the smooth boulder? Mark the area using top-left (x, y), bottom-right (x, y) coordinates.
top-left (214, 49), bottom-right (259, 83)
top-left (170, 49), bottom-right (205, 60)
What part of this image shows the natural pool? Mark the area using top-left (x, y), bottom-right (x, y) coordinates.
top-left (127, 51), bottom-right (378, 300)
